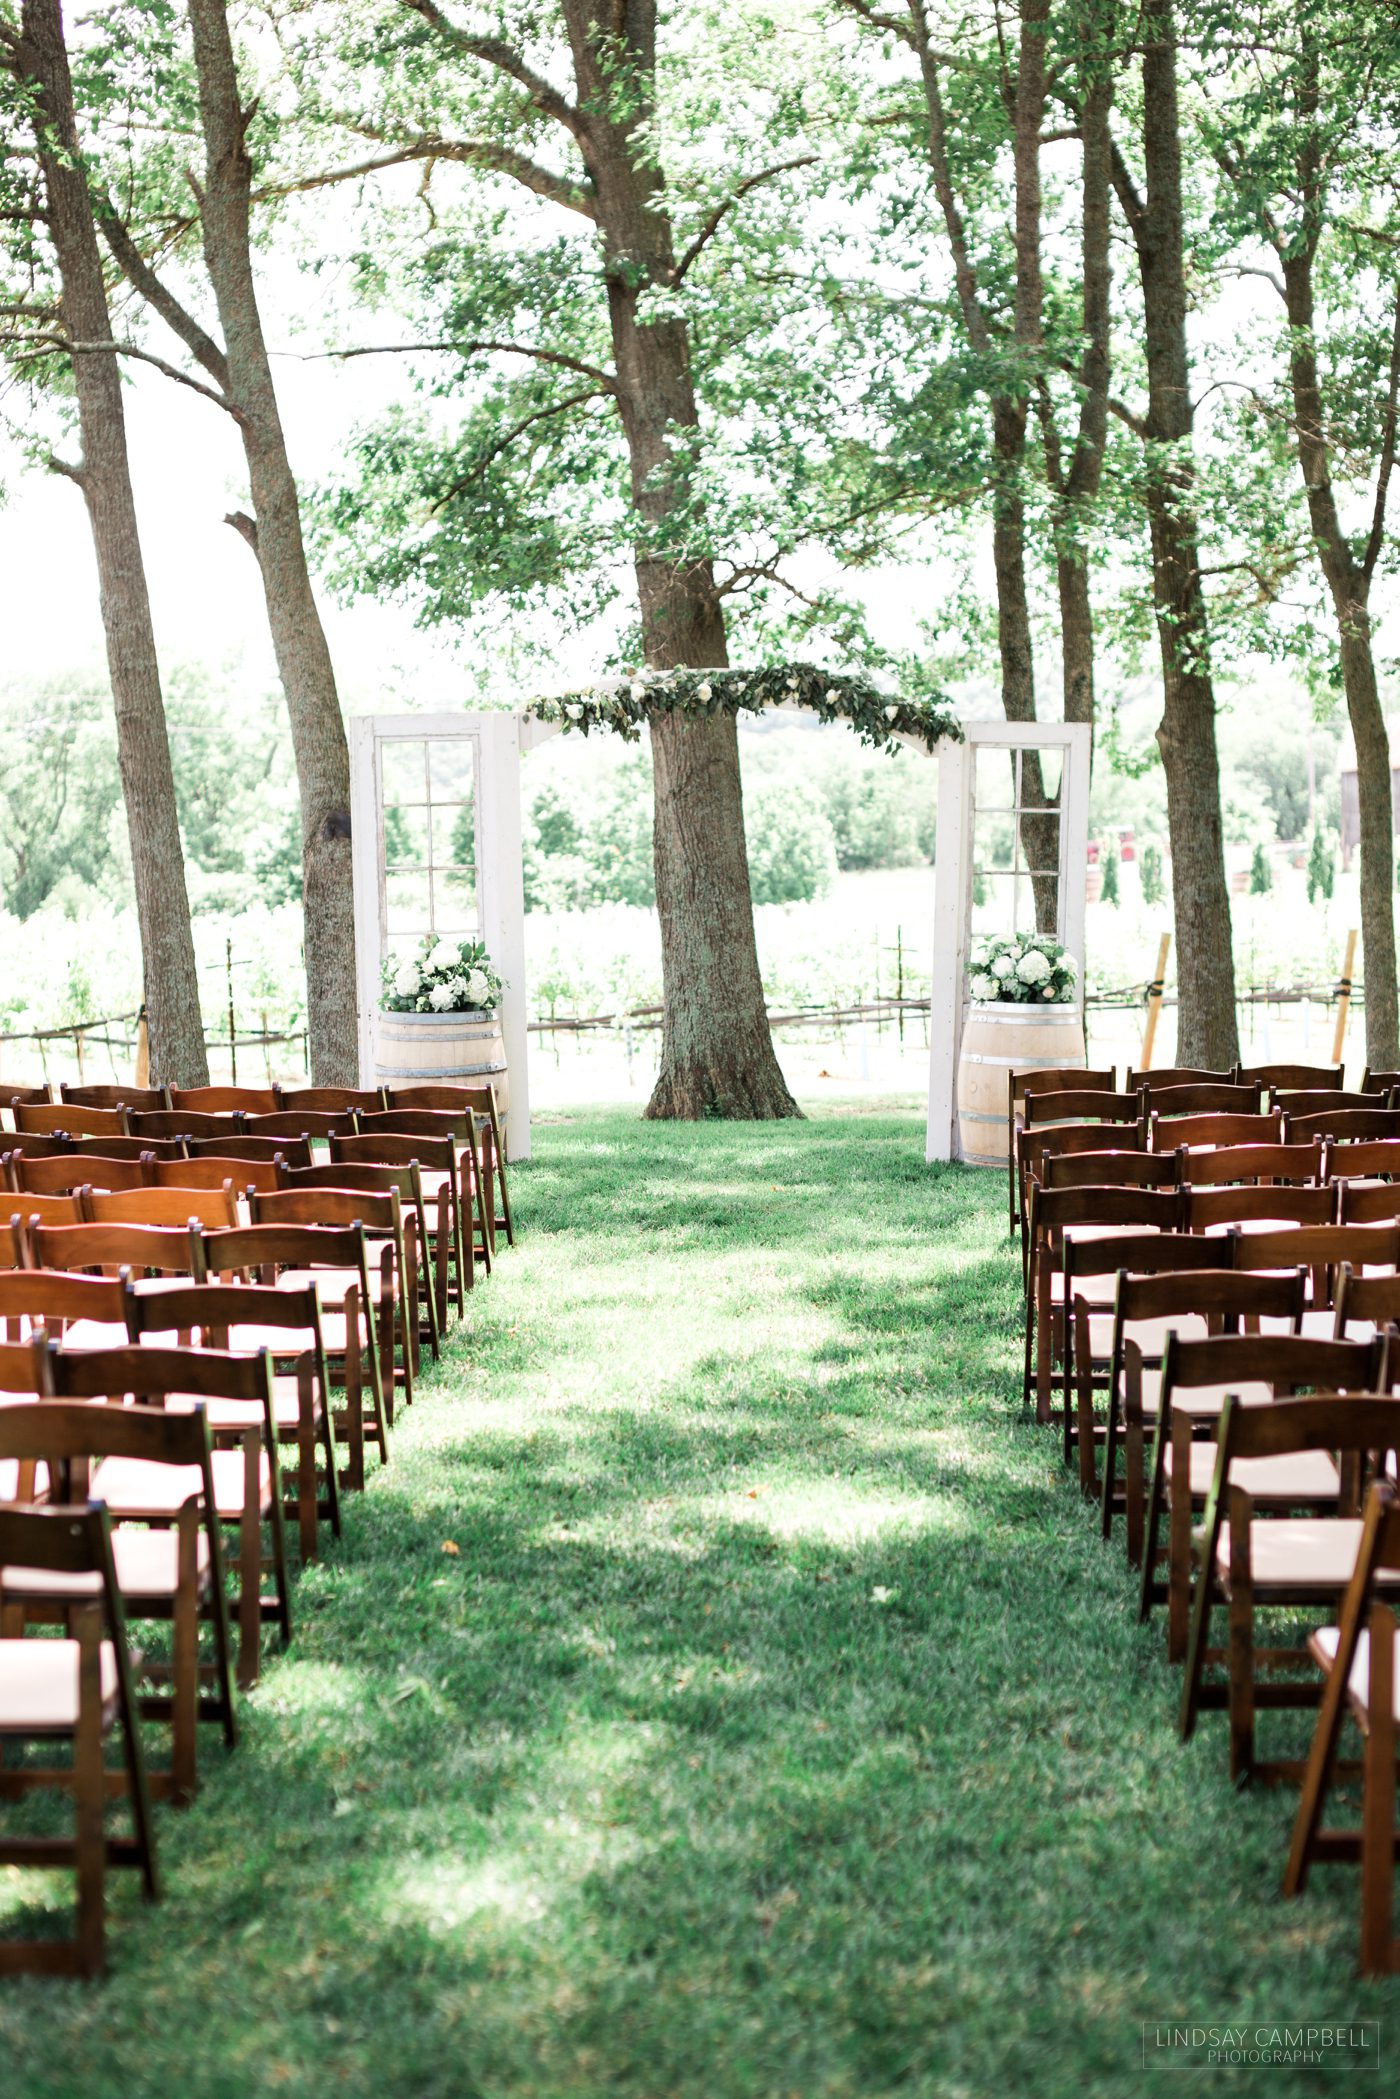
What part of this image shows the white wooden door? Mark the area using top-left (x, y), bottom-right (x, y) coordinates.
top-left (349, 712), bottom-right (531, 1160)
top-left (926, 721), bottom-right (1091, 1162)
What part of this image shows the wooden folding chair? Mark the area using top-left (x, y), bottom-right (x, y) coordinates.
top-left (0, 1501), bottom-right (157, 1976)
top-left (1149, 1110), bottom-right (1282, 1152)
top-left (1126, 1067), bottom-right (1234, 1089)
top-left (1006, 1067), bottom-right (1116, 1237)
top-left (133, 1283), bottom-right (342, 1563)
top-left (1184, 1183), bottom-right (1337, 1236)
top-left (1100, 1264), bottom-right (1308, 1563)
top-left (1288, 1108), bottom-right (1400, 1144)
top-left (249, 1187), bottom-right (417, 1406)
top-left (1138, 1331), bottom-right (1387, 1661)
top-left (0, 1133), bottom-right (75, 1161)
top-left (1361, 1069), bottom-right (1400, 1098)
top-left (1181, 1140), bottom-right (1325, 1188)
top-left (1237, 1063), bottom-right (1343, 1094)
top-left (1285, 1479), bottom-right (1400, 1973)
top-left (1063, 1227), bottom-right (1226, 1497)
top-left (1324, 1139), bottom-right (1400, 1184)
top-left (0, 1396), bottom-right (236, 1803)
top-left (1276, 1090), bottom-right (1390, 1117)
top-left (1333, 1265), bottom-right (1400, 1345)
top-left (185, 1133), bottom-right (313, 1170)
top-left (80, 1185), bottom-right (239, 1232)
top-left (1017, 1095), bottom-right (1146, 1248)
top-left (7, 1191), bottom-right (87, 1236)
top-left (167, 1086), bottom-right (277, 1116)
top-left (1141, 1082), bottom-right (1264, 1121)
top-left (143, 1155), bottom-right (282, 1198)
top-left (69, 1135), bottom-right (186, 1162)
top-left (386, 1085), bottom-right (515, 1249)
top-left (26, 1221), bottom-right (203, 1288)
top-left (59, 1083), bottom-right (167, 1111)
top-left (357, 1108), bottom-right (494, 1276)
top-left (1230, 1222), bottom-right (1400, 1316)
top-left (330, 1130), bottom-right (471, 1319)
top-left (200, 1225), bottom-right (386, 1493)
top-left (274, 1086), bottom-right (385, 1116)
top-left (14, 1103), bottom-right (129, 1139)
top-left (4, 1085), bottom-right (53, 1114)
top-left (1180, 1394), bottom-right (1400, 1786)
top-left (1024, 1183), bottom-right (1185, 1422)
top-left (10, 1152), bottom-right (148, 1196)
top-left (276, 1162), bottom-right (443, 1359)
top-left (52, 1346), bottom-right (290, 1693)
top-left (242, 1108), bottom-right (362, 1143)
top-left (1339, 1181), bottom-right (1400, 1225)
top-left (0, 1270), bottom-right (138, 1350)
top-left (1040, 1147), bottom-right (1184, 1194)
top-left (127, 1109), bottom-right (245, 1143)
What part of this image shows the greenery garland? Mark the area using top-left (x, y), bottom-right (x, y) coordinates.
top-left (527, 663), bottom-right (964, 756)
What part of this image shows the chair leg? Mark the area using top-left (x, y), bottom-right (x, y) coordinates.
top-left (1284, 1627), bottom-right (1355, 1895)
top-left (74, 1626), bottom-right (107, 1979)
top-left (1361, 1607), bottom-right (1397, 1976)
top-left (296, 1374), bottom-right (318, 1563)
top-left (1227, 1549), bottom-right (1256, 1784)
top-left (171, 1522), bottom-right (200, 1804)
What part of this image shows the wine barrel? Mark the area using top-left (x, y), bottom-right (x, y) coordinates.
top-left (373, 1009), bottom-right (509, 1113)
top-left (956, 1001), bottom-right (1086, 1167)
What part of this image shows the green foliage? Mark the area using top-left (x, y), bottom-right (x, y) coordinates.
top-left (532, 664), bottom-right (962, 758)
top-left (1100, 844), bottom-right (1120, 908)
top-left (1249, 842), bottom-right (1273, 895)
top-left (1139, 841), bottom-right (1165, 907)
top-left (1307, 826), bottom-right (1336, 905)
top-left (743, 775), bottom-right (837, 906)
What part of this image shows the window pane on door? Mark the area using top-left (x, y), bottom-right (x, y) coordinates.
top-left (381, 739), bottom-right (428, 805)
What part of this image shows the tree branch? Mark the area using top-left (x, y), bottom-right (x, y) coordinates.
top-left (225, 509), bottom-right (259, 555)
top-left (431, 386), bottom-right (607, 511)
top-left (397, 0), bottom-right (589, 143)
top-left (290, 336), bottom-right (618, 392)
top-left (286, 123), bottom-right (595, 219)
top-left (1364, 279), bottom-right (1400, 581)
top-left (715, 561), bottom-right (827, 613)
top-left (94, 192), bottom-right (229, 389)
top-left (11, 332), bottom-right (245, 419)
top-left (672, 156), bottom-right (819, 283)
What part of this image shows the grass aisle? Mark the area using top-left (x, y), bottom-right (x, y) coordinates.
top-left (3, 1104), bottom-right (1396, 2096)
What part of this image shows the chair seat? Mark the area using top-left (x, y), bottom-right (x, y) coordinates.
top-left (201, 1378), bottom-right (318, 1435)
top-left (51, 1318), bottom-right (135, 1352)
top-left (1310, 1626), bottom-right (1400, 1723)
top-left (277, 1267), bottom-right (392, 1307)
top-left (1214, 1516), bottom-right (1390, 1590)
top-left (1085, 1311), bottom-right (1208, 1359)
top-left (3, 1525), bottom-right (210, 1603)
top-left (91, 1449), bottom-right (271, 1520)
top-left (1168, 1444), bottom-right (1340, 1502)
top-left (0, 1638), bottom-right (119, 1732)
top-left (1257, 1310), bottom-right (1346, 1341)
top-left (1127, 1372), bottom-right (1275, 1420)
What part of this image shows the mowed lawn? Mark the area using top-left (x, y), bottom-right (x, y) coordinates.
top-left (3, 1104), bottom-right (1397, 2097)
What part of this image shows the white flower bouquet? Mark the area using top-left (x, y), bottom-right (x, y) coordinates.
top-left (966, 933), bottom-right (1077, 1005)
top-left (380, 936), bottom-right (504, 1014)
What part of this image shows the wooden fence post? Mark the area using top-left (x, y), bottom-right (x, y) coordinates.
top-left (1140, 933), bottom-right (1172, 1073)
top-left (1332, 928), bottom-right (1359, 1069)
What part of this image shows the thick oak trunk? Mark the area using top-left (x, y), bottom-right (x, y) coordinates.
top-left (18, 0), bottom-right (208, 1085)
top-left (563, 0), bottom-right (797, 1120)
top-left (1133, 0), bottom-right (1238, 1067)
top-left (187, 0), bottom-right (357, 1085)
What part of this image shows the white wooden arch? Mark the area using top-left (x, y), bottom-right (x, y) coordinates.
top-left (925, 720), bottom-right (1092, 1162)
top-left (351, 705), bottom-right (1086, 1169)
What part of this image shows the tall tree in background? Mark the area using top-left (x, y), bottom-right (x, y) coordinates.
top-left (838, 0), bottom-right (1117, 927)
top-left (1, 0), bottom-right (209, 1083)
top-left (77, 0), bottom-right (358, 1083)
top-left (1205, 1), bottom-right (1400, 1070)
top-left (1112, 0), bottom-right (1239, 1067)
top-left (295, 0), bottom-right (887, 1119)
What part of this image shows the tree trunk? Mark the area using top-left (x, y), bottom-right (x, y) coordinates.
top-left (1130, 0), bottom-right (1239, 1068)
top-left (186, 0), bottom-right (358, 1085)
top-left (17, 0), bottom-right (208, 1086)
top-left (1273, 50), bottom-right (1399, 1071)
top-left (562, 0), bottom-right (798, 1120)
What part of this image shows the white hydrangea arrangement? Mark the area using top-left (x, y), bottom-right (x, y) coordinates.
top-left (380, 936), bottom-right (503, 1014)
top-left (966, 933), bottom-right (1077, 1005)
